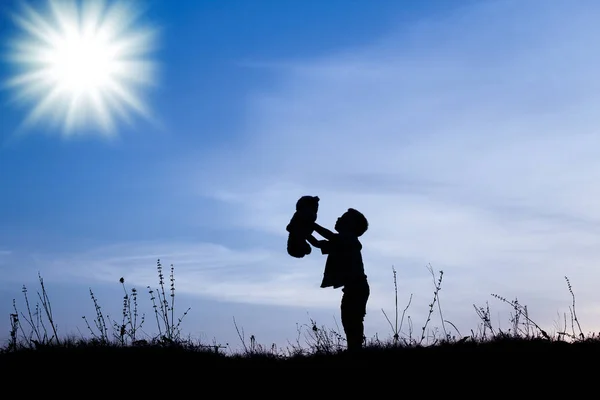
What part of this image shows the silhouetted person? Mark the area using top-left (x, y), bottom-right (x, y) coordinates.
top-left (307, 208), bottom-right (370, 352)
top-left (286, 195), bottom-right (320, 258)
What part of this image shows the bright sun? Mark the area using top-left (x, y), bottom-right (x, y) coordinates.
top-left (6, 0), bottom-right (158, 137)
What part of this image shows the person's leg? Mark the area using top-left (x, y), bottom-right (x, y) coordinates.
top-left (341, 281), bottom-right (370, 351)
top-left (354, 281), bottom-right (369, 349)
top-left (340, 290), bottom-right (359, 351)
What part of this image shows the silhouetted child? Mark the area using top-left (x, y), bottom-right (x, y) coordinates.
top-left (285, 195), bottom-right (320, 258)
top-left (307, 208), bottom-right (370, 352)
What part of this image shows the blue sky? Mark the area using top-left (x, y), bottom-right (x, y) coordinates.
top-left (2, 0), bottom-right (600, 350)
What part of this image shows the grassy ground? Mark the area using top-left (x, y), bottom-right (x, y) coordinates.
top-left (2, 259), bottom-right (599, 371)
top-left (3, 336), bottom-right (600, 370)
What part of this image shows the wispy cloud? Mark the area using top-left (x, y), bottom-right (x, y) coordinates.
top-left (28, 241), bottom-right (366, 309)
top-left (171, 0), bottom-right (600, 333)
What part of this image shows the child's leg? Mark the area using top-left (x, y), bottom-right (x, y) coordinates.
top-left (341, 280), bottom-right (370, 351)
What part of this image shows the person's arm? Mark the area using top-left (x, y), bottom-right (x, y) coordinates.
top-left (313, 222), bottom-right (335, 240)
top-left (307, 234), bottom-right (331, 254)
top-left (306, 235), bottom-right (321, 248)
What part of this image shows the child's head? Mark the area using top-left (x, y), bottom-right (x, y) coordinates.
top-left (335, 208), bottom-right (368, 237)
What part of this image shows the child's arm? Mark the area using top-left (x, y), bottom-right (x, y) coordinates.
top-left (308, 235), bottom-right (332, 254)
top-left (313, 222), bottom-right (335, 240)
top-left (307, 234), bottom-right (332, 254)
top-left (306, 234), bottom-right (322, 248)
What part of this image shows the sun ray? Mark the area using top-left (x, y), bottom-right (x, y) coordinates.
top-left (112, 61), bottom-right (155, 85)
top-left (81, 0), bottom-right (106, 32)
top-left (5, 0), bottom-right (158, 138)
top-left (48, 1), bottom-right (78, 36)
top-left (102, 89), bottom-right (135, 128)
top-left (11, 6), bottom-right (60, 46)
top-left (25, 85), bottom-right (66, 128)
top-left (64, 95), bottom-right (80, 133)
top-left (6, 70), bottom-right (48, 89)
top-left (89, 90), bottom-right (116, 134)
top-left (105, 78), bottom-right (149, 119)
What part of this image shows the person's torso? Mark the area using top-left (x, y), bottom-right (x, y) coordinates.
top-left (324, 234), bottom-right (365, 283)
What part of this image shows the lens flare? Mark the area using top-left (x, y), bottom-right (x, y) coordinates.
top-left (5, 0), bottom-right (159, 137)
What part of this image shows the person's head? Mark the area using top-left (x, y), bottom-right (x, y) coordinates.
top-left (334, 208), bottom-right (368, 237)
